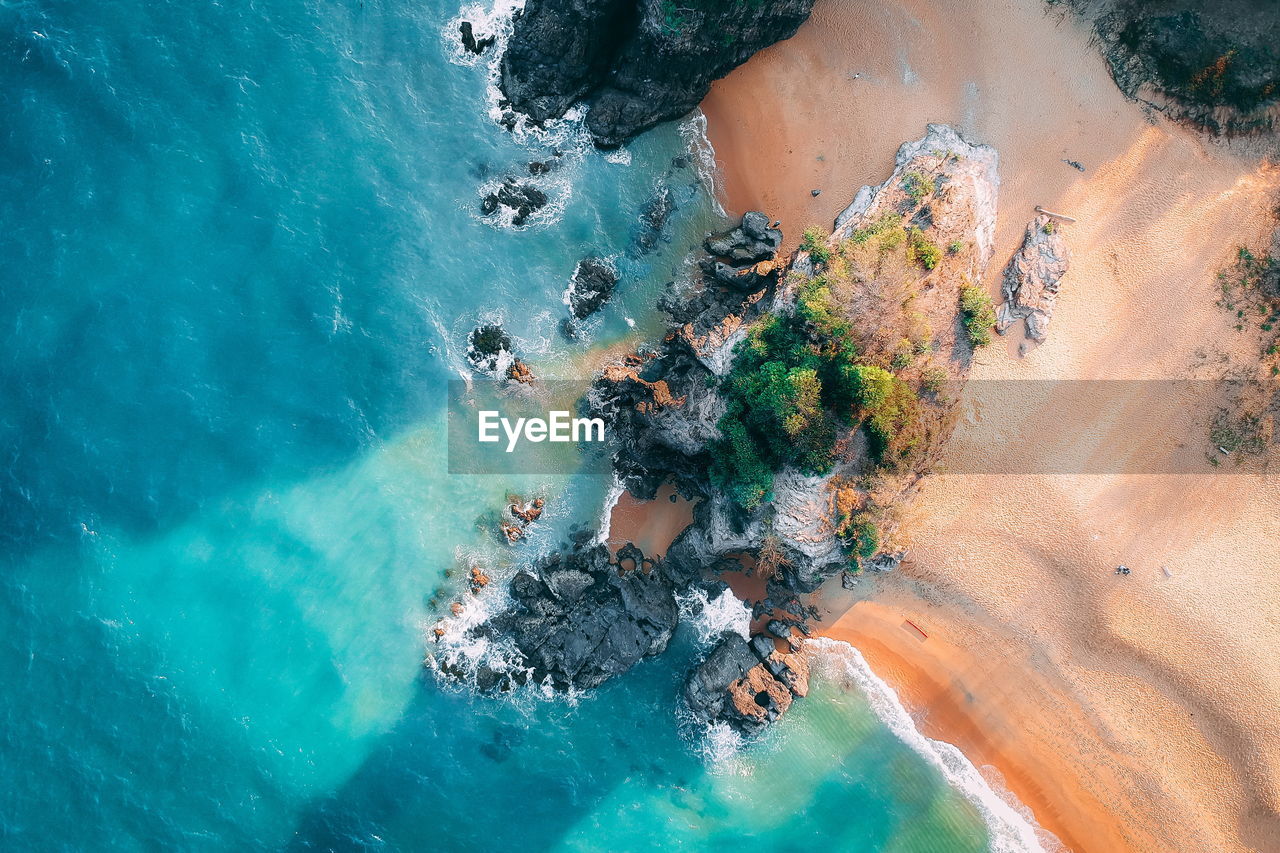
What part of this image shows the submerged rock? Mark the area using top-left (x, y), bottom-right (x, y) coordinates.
top-left (499, 0), bottom-right (815, 147)
top-left (996, 215), bottom-right (1069, 342)
top-left (567, 256), bottom-right (620, 320)
top-left (481, 178), bottom-right (548, 227)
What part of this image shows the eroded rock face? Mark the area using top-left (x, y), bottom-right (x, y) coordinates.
top-left (997, 215), bottom-right (1069, 342)
top-left (478, 541), bottom-right (680, 690)
top-left (1064, 0), bottom-right (1280, 134)
top-left (500, 0), bottom-right (816, 147)
top-left (683, 634), bottom-right (810, 736)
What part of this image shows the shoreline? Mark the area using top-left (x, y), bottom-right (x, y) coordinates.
top-left (699, 0), bottom-right (1280, 849)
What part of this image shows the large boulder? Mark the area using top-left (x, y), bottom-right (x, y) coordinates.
top-left (996, 215), bottom-right (1069, 342)
top-left (567, 256), bottom-right (620, 320)
top-left (499, 0), bottom-right (815, 147)
top-left (704, 211), bottom-right (783, 265)
top-left (478, 541), bottom-right (680, 690)
top-left (683, 634), bottom-right (810, 736)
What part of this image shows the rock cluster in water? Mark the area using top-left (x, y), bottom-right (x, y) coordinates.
top-left (481, 177), bottom-right (548, 227)
top-left (566, 256), bottom-right (620, 322)
top-left (684, 634), bottom-right (810, 735)
top-left (997, 214), bottom-right (1069, 343)
top-left (466, 537), bottom-right (690, 691)
top-left (447, 126), bottom-right (1003, 737)
top-left (466, 323), bottom-right (535, 383)
top-left (497, 0), bottom-right (815, 147)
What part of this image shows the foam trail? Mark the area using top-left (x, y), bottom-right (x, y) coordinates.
top-left (593, 473), bottom-right (626, 545)
top-left (806, 638), bottom-right (1062, 853)
top-left (679, 110), bottom-right (725, 217)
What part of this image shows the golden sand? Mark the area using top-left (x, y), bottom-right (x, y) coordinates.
top-left (704, 0), bottom-right (1280, 849)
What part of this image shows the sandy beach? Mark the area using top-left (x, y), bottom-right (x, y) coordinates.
top-left (703, 0), bottom-right (1280, 850)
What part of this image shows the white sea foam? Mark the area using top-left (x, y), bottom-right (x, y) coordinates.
top-left (593, 473), bottom-right (626, 545)
top-left (604, 147), bottom-right (632, 166)
top-left (805, 638), bottom-right (1062, 853)
top-left (679, 110), bottom-right (725, 217)
top-left (677, 586), bottom-right (751, 648)
top-left (440, 0), bottom-right (524, 70)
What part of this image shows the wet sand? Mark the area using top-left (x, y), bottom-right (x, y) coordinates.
top-left (606, 482), bottom-right (696, 559)
top-left (704, 0), bottom-right (1280, 850)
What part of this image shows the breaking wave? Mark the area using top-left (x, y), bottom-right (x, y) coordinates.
top-left (806, 638), bottom-right (1063, 853)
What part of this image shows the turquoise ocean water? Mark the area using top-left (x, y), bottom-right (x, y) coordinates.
top-left (0, 0), bottom-right (1040, 849)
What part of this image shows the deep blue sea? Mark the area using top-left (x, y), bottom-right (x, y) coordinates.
top-left (0, 1), bottom-right (1040, 849)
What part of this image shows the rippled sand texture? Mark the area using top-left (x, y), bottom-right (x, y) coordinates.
top-left (704, 0), bottom-right (1280, 850)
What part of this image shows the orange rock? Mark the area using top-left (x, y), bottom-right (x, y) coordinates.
top-left (449, 602), bottom-right (464, 616)
top-left (506, 359), bottom-right (535, 383)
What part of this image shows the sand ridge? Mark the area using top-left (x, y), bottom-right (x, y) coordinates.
top-left (702, 0), bottom-right (1280, 849)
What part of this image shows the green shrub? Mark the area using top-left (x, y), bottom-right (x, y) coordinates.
top-left (902, 171), bottom-right (936, 201)
top-left (947, 240), bottom-right (963, 255)
top-left (959, 284), bottom-right (996, 348)
top-left (850, 520), bottom-right (879, 559)
top-left (848, 212), bottom-right (905, 247)
top-left (801, 226), bottom-right (832, 264)
top-left (921, 365), bottom-right (948, 393)
top-left (906, 227), bottom-right (941, 270)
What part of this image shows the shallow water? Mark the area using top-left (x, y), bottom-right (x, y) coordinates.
top-left (2, 0), bottom-right (1013, 849)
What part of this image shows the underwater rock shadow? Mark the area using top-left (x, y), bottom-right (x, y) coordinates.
top-left (287, 659), bottom-right (705, 852)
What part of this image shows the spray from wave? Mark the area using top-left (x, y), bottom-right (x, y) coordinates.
top-left (676, 586), bottom-right (751, 649)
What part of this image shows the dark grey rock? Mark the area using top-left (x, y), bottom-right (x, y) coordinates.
top-left (476, 541), bottom-right (679, 691)
top-left (466, 324), bottom-right (514, 375)
top-left (567, 257), bottom-right (620, 320)
top-left (460, 21), bottom-right (496, 55)
top-left (481, 178), bottom-right (548, 227)
top-left (499, 0), bottom-right (816, 147)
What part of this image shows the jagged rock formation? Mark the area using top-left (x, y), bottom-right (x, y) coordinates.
top-left (447, 126), bottom-right (1001, 736)
top-left (997, 214), bottom-right (1069, 342)
top-left (1064, 0), bottom-right (1280, 133)
top-left (499, 0), bottom-right (815, 147)
top-left (683, 633), bottom-right (810, 735)
top-left (466, 323), bottom-right (535, 382)
top-left (480, 177), bottom-right (548, 226)
top-left (467, 539), bottom-right (684, 691)
top-left (566, 256), bottom-right (620, 321)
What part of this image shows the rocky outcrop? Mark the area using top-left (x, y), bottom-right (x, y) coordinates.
top-left (1064, 0), bottom-right (1280, 134)
top-left (566, 256), bottom-right (620, 321)
top-left (459, 21), bottom-right (495, 55)
top-left (499, 0), bottom-right (815, 147)
top-left (683, 634), bottom-right (810, 736)
top-left (996, 215), bottom-right (1069, 342)
top-left (466, 323), bottom-right (535, 382)
top-left (480, 177), bottom-right (548, 227)
top-left (474, 539), bottom-right (680, 691)
top-left (467, 324), bottom-right (515, 375)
